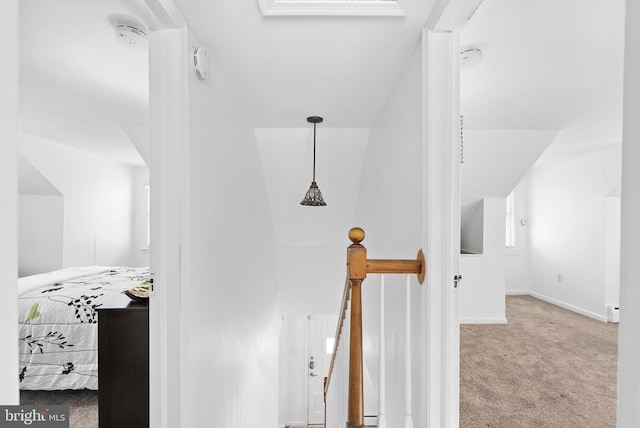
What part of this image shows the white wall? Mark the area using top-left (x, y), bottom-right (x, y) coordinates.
top-left (352, 40), bottom-right (424, 428)
top-left (180, 33), bottom-right (279, 428)
top-left (0, 0), bottom-right (19, 405)
top-left (459, 198), bottom-right (507, 324)
top-left (605, 196), bottom-right (621, 312)
top-left (279, 315), bottom-right (310, 426)
top-left (18, 195), bottom-right (63, 277)
top-left (130, 165), bottom-right (150, 268)
top-left (505, 183), bottom-right (532, 293)
top-left (19, 134), bottom-right (135, 268)
top-left (18, 153), bottom-right (64, 276)
top-left (522, 146), bottom-right (621, 320)
top-left (277, 245), bottom-right (345, 316)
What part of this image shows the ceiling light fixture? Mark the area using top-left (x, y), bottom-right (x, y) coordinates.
top-left (300, 116), bottom-right (327, 206)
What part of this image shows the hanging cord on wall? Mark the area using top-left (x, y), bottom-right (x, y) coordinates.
top-left (459, 115), bottom-right (465, 164)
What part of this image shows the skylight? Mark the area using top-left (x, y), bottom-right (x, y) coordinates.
top-left (258, 0), bottom-right (405, 16)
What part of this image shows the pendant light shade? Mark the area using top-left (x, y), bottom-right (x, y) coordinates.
top-left (300, 116), bottom-right (327, 206)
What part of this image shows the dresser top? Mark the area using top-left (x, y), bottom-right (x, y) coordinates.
top-left (98, 292), bottom-right (148, 311)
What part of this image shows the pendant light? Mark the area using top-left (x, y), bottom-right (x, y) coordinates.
top-left (300, 116), bottom-right (327, 206)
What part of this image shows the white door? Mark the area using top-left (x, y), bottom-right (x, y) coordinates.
top-left (307, 315), bottom-right (336, 424)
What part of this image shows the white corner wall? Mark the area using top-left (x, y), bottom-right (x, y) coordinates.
top-left (19, 135), bottom-right (136, 269)
top-left (354, 39), bottom-right (423, 428)
top-left (459, 198), bottom-right (507, 324)
top-left (522, 147), bottom-right (621, 320)
top-left (180, 33), bottom-right (279, 428)
top-left (0, 0), bottom-right (19, 405)
top-left (18, 195), bottom-right (63, 277)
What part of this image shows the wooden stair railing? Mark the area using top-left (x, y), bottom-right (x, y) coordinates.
top-left (324, 227), bottom-right (425, 428)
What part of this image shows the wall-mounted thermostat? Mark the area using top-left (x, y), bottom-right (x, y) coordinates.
top-left (193, 47), bottom-right (210, 80)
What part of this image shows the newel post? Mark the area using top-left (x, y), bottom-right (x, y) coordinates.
top-left (347, 227), bottom-right (367, 428)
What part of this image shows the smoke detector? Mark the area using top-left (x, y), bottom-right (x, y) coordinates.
top-left (460, 46), bottom-right (483, 67)
top-left (193, 47), bottom-right (210, 80)
top-left (113, 22), bottom-right (148, 50)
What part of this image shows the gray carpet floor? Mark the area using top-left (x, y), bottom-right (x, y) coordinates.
top-left (461, 295), bottom-right (618, 428)
top-left (20, 296), bottom-right (618, 428)
top-left (20, 389), bottom-right (97, 428)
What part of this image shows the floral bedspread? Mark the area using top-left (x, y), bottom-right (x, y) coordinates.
top-left (18, 266), bottom-right (149, 390)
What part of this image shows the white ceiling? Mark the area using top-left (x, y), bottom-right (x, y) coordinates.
top-left (19, 0), bottom-right (148, 166)
top-left (18, 0), bottom-right (625, 169)
top-left (173, 0), bottom-right (437, 127)
top-left (460, 0), bottom-right (625, 165)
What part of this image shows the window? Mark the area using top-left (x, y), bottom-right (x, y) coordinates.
top-left (506, 191), bottom-right (515, 248)
top-left (326, 337), bottom-right (335, 354)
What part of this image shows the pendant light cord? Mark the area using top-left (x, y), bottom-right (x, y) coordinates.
top-left (312, 122), bottom-right (317, 182)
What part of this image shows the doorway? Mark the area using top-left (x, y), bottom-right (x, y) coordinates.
top-left (17, 0), bottom-right (151, 423)
top-left (306, 315), bottom-right (336, 425)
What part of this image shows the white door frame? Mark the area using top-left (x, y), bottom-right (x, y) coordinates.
top-left (128, 1), bottom-right (188, 427)
top-left (421, 28), bottom-right (461, 428)
top-left (0, 0), bottom-right (19, 405)
top-left (422, 1), bottom-right (483, 426)
top-left (617, 1), bottom-right (640, 426)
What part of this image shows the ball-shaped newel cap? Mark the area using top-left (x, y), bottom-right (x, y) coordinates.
top-left (349, 227), bottom-right (365, 244)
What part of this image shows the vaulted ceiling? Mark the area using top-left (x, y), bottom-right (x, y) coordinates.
top-left (172, 0), bottom-right (436, 127)
top-left (460, 0), bottom-right (624, 165)
top-left (19, 0), bottom-right (148, 166)
top-left (18, 0), bottom-right (625, 167)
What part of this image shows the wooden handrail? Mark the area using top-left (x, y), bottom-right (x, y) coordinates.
top-left (367, 258), bottom-right (424, 276)
top-left (324, 274), bottom-right (351, 397)
top-left (324, 227), bottom-right (425, 428)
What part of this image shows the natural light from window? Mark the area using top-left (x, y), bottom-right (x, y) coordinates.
top-left (506, 191), bottom-right (515, 248)
top-left (326, 337), bottom-right (335, 354)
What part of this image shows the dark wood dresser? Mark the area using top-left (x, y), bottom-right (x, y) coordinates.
top-left (97, 293), bottom-right (149, 428)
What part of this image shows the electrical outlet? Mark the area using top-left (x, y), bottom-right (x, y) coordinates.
top-left (557, 273), bottom-right (563, 282)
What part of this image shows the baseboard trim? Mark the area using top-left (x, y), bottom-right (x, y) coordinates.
top-left (460, 317), bottom-right (507, 325)
top-left (506, 290), bottom-right (530, 296)
top-left (526, 291), bottom-right (607, 322)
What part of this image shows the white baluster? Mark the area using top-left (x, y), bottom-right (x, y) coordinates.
top-left (378, 275), bottom-right (388, 428)
top-left (405, 274), bottom-right (414, 428)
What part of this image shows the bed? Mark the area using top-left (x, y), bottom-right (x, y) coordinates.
top-left (18, 266), bottom-right (150, 390)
